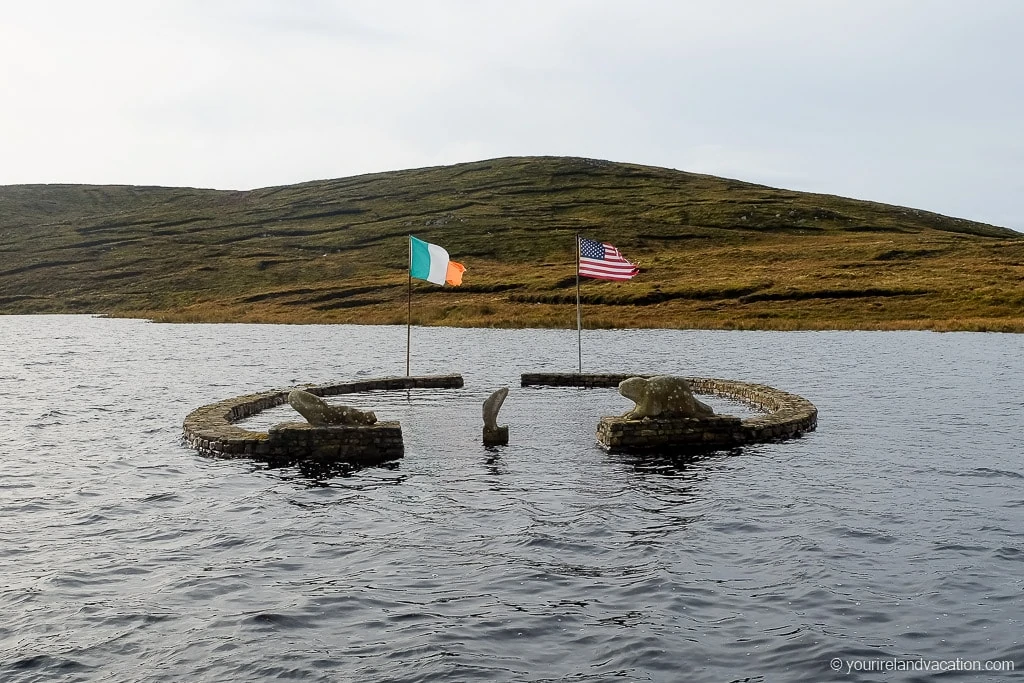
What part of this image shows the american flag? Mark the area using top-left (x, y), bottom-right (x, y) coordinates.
top-left (578, 236), bottom-right (639, 281)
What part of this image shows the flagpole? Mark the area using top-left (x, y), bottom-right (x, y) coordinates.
top-left (576, 233), bottom-right (582, 374)
top-left (407, 236), bottom-right (412, 377)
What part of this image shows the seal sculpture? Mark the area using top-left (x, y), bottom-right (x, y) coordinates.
top-left (518, 372), bottom-right (816, 454)
top-left (288, 389), bottom-right (377, 426)
top-left (482, 387), bottom-right (509, 446)
top-left (618, 376), bottom-right (715, 420)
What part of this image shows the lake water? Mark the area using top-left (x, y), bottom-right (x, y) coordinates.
top-left (1, 315), bottom-right (1022, 682)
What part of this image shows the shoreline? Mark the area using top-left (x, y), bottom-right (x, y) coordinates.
top-left (6, 311), bottom-right (1021, 334)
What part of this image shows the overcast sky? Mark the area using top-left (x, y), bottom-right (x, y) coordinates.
top-left (2, 1), bottom-right (1022, 230)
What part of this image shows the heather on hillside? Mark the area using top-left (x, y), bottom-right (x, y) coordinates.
top-left (2, 157), bottom-right (1022, 331)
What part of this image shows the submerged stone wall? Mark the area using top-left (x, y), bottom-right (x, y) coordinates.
top-left (521, 373), bottom-right (637, 388)
top-left (521, 373), bottom-right (817, 453)
top-left (685, 377), bottom-right (818, 445)
top-left (182, 374), bottom-right (463, 463)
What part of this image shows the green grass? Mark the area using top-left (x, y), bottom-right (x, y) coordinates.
top-left (2, 156), bottom-right (1023, 331)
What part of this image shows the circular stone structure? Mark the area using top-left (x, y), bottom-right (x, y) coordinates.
top-left (520, 373), bottom-right (817, 454)
top-left (182, 374), bottom-right (464, 466)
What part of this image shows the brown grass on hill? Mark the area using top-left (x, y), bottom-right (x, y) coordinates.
top-left (3, 157), bottom-right (1022, 331)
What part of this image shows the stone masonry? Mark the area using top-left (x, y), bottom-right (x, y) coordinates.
top-left (182, 374), bottom-right (464, 464)
top-left (521, 373), bottom-right (817, 454)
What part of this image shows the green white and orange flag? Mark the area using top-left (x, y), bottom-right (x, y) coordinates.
top-left (409, 236), bottom-right (465, 286)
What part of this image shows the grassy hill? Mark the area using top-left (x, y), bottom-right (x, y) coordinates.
top-left (2, 156), bottom-right (1023, 331)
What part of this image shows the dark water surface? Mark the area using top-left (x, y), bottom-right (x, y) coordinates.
top-left (1, 315), bottom-right (1022, 682)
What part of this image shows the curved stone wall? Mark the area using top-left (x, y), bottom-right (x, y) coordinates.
top-left (521, 373), bottom-right (817, 452)
top-left (685, 377), bottom-right (818, 444)
top-left (182, 374), bottom-right (464, 463)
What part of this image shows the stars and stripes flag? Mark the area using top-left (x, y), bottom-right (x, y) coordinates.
top-left (577, 236), bottom-right (639, 281)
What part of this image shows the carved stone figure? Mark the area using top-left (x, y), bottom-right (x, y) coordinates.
top-left (287, 389), bottom-right (377, 426)
top-left (482, 387), bottom-right (508, 430)
top-left (482, 387), bottom-right (509, 446)
top-left (618, 376), bottom-right (715, 420)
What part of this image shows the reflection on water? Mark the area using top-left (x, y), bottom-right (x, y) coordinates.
top-left (1, 316), bottom-right (1023, 682)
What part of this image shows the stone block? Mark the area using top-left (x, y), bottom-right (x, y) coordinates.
top-left (597, 415), bottom-right (744, 454)
top-left (265, 421), bottom-right (404, 465)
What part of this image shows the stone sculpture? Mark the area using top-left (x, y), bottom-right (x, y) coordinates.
top-left (618, 376), bottom-right (715, 420)
top-left (287, 389), bottom-right (377, 427)
top-left (482, 387), bottom-right (509, 446)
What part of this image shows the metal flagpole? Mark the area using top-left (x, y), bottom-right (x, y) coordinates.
top-left (576, 233), bottom-right (582, 374)
top-left (407, 236), bottom-right (412, 376)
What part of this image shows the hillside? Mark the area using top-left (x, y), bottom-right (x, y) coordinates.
top-left (2, 156), bottom-right (1023, 331)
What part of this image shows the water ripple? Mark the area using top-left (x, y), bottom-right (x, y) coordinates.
top-left (0, 317), bottom-right (1022, 682)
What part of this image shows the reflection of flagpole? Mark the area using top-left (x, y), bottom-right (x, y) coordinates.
top-left (576, 233), bottom-right (582, 374)
top-left (407, 236), bottom-right (412, 376)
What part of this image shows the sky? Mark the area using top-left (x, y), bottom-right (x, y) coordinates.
top-left (2, 0), bottom-right (1022, 231)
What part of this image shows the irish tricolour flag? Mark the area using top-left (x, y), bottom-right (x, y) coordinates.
top-left (409, 236), bottom-right (465, 286)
